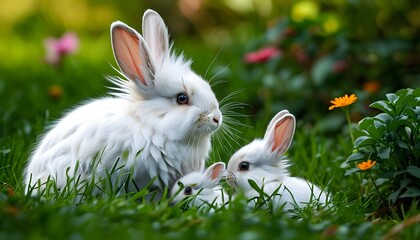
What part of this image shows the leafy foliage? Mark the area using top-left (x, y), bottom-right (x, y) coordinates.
top-left (347, 88), bottom-right (420, 213)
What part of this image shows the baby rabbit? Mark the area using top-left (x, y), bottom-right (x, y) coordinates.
top-left (24, 10), bottom-right (222, 197)
top-left (171, 162), bottom-right (227, 209)
top-left (226, 110), bottom-right (327, 211)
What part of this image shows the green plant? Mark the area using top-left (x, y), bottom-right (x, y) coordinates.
top-left (346, 88), bottom-right (420, 214)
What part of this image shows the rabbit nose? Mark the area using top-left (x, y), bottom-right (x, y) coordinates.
top-left (213, 117), bottom-right (219, 124)
top-left (212, 110), bottom-right (222, 125)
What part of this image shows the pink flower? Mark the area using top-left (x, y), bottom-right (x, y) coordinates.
top-left (44, 32), bottom-right (79, 65)
top-left (244, 47), bottom-right (281, 63)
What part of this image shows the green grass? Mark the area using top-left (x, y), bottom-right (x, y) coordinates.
top-left (2, 130), bottom-right (419, 240)
top-left (1, 38), bottom-right (420, 240)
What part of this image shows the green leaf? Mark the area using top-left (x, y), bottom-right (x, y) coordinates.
top-left (345, 167), bottom-right (360, 176)
top-left (401, 107), bottom-right (416, 120)
top-left (406, 166), bottom-right (420, 179)
top-left (389, 118), bottom-right (408, 132)
top-left (399, 186), bottom-right (420, 198)
top-left (373, 120), bottom-right (386, 133)
top-left (386, 93), bottom-right (398, 104)
top-left (413, 88), bottom-right (420, 98)
top-left (248, 179), bottom-right (264, 196)
top-left (388, 178), bottom-right (411, 204)
top-left (392, 170), bottom-right (407, 177)
top-left (415, 107), bottom-right (420, 121)
top-left (388, 191), bottom-right (399, 205)
top-left (354, 136), bottom-right (377, 148)
top-left (358, 117), bottom-right (385, 139)
top-left (396, 88), bottom-right (411, 97)
top-left (370, 101), bottom-right (393, 115)
top-left (346, 152), bottom-right (365, 163)
top-left (377, 147), bottom-right (390, 159)
top-left (396, 139), bottom-right (410, 150)
top-left (358, 118), bottom-right (374, 130)
top-left (374, 113), bottom-right (392, 123)
top-left (366, 125), bottom-right (382, 139)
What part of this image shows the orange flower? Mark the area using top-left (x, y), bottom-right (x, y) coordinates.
top-left (363, 81), bottom-right (381, 94)
top-left (328, 94), bottom-right (357, 110)
top-left (357, 159), bottom-right (376, 171)
top-left (48, 84), bottom-right (63, 100)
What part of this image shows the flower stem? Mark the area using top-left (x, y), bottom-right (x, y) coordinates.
top-left (368, 171), bottom-right (385, 204)
top-left (343, 107), bottom-right (355, 143)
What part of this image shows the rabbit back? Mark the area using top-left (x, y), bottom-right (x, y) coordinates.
top-left (245, 177), bottom-right (327, 211)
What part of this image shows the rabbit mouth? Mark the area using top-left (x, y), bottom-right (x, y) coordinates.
top-left (196, 112), bottom-right (221, 132)
top-left (226, 172), bottom-right (236, 187)
top-left (196, 118), bottom-right (221, 133)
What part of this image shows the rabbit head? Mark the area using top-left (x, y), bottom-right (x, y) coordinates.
top-left (226, 110), bottom-right (295, 192)
top-left (171, 162), bottom-right (227, 207)
top-left (110, 10), bottom-right (222, 141)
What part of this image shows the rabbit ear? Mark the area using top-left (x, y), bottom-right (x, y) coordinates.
top-left (204, 162), bottom-right (226, 182)
top-left (263, 110), bottom-right (290, 140)
top-left (111, 21), bottom-right (155, 88)
top-left (263, 113), bottom-right (295, 156)
top-left (142, 9), bottom-right (169, 66)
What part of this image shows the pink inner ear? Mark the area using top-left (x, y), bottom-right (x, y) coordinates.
top-left (210, 164), bottom-right (223, 180)
top-left (113, 27), bottom-right (145, 84)
top-left (272, 118), bottom-right (292, 153)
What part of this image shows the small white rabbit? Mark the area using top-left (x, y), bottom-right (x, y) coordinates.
top-left (24, 10), bottom-right (222, 197)
top-left (226, 110), bottom-right (327, 211)
top-left (171, 162), bottom-right (227, 209)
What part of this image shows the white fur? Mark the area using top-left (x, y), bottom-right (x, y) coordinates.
top-left (226, 110), bottom-right (327, 211)
top-left (171, 162), bottom-right (227, 208)
top-left (24, 10), bottom-right (222, 196)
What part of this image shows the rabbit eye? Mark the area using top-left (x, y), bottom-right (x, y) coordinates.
top-left (184, 186), bottom-right (193, 195)
top-left (176, 92), bottom-right (189, 105)
top-left (239, 161), bottom-right (250, 171)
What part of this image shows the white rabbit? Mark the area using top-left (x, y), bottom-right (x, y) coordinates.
top-left (170, 162), bottom-right (227, 209)
top-left (226, 110), bottom-right (327, 211)
top-left (24, 10), bottom-right (222, 197)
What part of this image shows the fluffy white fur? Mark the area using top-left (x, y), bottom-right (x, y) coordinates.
top-left (226, 110), bottom-right (327, 211)
top-left (171, 162), bottom-right (227, 208)
top-left (25, 10), bottom-right (222, 196)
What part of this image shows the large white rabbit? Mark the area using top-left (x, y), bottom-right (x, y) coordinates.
top-left (226, 110), bottom-right (327, 211)
top-left (25, 10), bottom-right (222, 196)
top-left (170, 162), bottom-right (227, 209)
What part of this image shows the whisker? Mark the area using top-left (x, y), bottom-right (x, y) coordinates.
top-left (223, 116), bottom-right (249, 130)
top-left (208, 87), bottom-right (251, 160)
top-left (219, 89), bottom-right (247, 106)
top-left (212, 134), bottom-right (227, 161)
top-left (204, 46), bottom-right (224, 80)
top-left (185, 122), bottom-right (201, 172)
top-left (208, 63), bottom-right (231, 87)
top-left (220, 124), bottom-right (246, 146)
top-left (210, 79), bottom-right (228, 88)
top-left (215, 133), bottom-right (233, 157)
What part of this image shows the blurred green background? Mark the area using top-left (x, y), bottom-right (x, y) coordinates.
top-left (1, 0), bottom-right (419, 150)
